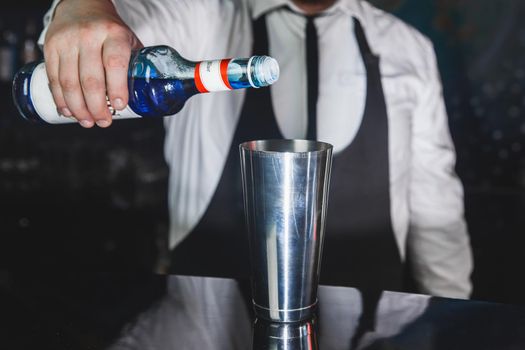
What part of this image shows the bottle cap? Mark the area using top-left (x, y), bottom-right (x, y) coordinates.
top-left (254, 56), bottom-right (280, 86)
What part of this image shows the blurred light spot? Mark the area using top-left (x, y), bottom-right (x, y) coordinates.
top-left (18, 217), bottom-right (30, 228)
top-left (492, 130), bottom-right (503, 140)
top-left (509, 106), bottom-right (521, 118)
top-left (498, 149), bottom-right (509, 159)
top-left (474, 107), bottom-right (485, 117)
top-left (482, 83), bottom-right (496, 98)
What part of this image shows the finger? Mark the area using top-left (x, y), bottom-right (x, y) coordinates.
top-left (59, 50), bottom-right (94, 128)
top-left (102, 36), bottom-right (132, 111)
top-left (79, 45), bottom-right (112, 127)
top-left (44, 49), bottom-right (69, 118)
top-left (131, 34), bottom-right (144, 51)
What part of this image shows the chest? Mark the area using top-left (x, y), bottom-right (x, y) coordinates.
top-left (265, 11), bottom-right (417, 155)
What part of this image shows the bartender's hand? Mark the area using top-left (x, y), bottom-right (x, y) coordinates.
top-left (44, 0), bottom-right (143, 128)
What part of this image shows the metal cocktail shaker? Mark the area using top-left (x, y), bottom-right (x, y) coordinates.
top-left (240, 140), bottom-right (333, 323)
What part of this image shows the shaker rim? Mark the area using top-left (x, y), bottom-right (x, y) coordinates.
top-left (239, 139), bottom-right (333, 155)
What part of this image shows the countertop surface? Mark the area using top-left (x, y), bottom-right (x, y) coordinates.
top-left (2, 274), bottom-right (525, 349)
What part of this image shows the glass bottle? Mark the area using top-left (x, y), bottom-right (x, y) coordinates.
top-left (12, 45), bottom-right (279, 124)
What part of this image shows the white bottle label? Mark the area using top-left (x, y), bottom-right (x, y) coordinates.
top-left (30, 62), bottom-right (141, 124)
top-left (195, 59), bottom-right (233, 93)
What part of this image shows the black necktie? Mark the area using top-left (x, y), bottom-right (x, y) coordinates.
top-left (305, 16), bottom-right (318, 141)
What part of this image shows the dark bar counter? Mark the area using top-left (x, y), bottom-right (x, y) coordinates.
top-left (2, 274), bottom-right (525, 349)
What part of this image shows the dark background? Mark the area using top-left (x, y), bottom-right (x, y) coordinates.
top-left (370, 0), bottom-right (525, 304)
top-left (1, 0), bottom-right (524, 346)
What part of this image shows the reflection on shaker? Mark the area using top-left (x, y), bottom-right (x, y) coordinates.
top-left (252, 317), bottom-right (319, 350)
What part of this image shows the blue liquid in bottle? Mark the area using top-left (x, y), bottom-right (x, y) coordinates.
top-left (128, 77), bottom-right (198, 118)
top-left (127, 46), bottom-right (200, 118)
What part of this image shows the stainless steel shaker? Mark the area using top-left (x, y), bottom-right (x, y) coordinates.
top-left (240, 139), bottom-right (333, 322)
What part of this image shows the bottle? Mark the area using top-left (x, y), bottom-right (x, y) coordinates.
top-left (12, 45), bottom-right (280, 124)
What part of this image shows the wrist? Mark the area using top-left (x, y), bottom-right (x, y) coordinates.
top-left (55, 0), bottom-right (116, 17)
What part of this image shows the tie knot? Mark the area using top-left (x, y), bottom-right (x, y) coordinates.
top-left (282, 5), bottom-right (319, 22)
top-left (306, 15), bottom-right (317, 35)
top-left (306, 14), bottom-right (317, 22)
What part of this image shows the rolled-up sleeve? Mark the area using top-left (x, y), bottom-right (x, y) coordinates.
top-left (37, 0), bottom-right (62, 48)
top-left (407, 41), bottom-right (473, 299)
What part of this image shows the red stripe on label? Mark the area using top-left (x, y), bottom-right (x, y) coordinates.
top-left (220, 59), bottom-right (233, 90)
top-left (194, 62), bottom-right (209, 93)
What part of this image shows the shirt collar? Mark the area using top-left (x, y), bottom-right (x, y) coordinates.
top-left (250, 0), bottom-right (362, 20)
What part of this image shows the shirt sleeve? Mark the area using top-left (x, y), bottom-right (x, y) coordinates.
top-left (37, 0), bottom-right (62, 48)
top-left (407, 40), bottom-right (473, 299)
top-left (37, 0), bottom-right (243, 59)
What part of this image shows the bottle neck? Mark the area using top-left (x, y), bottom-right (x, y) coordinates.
top-left (194, 59), bottom-right (237, 93)
top-left (193, 56), bottom-right (279, 93)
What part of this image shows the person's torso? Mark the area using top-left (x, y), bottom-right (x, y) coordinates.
top-left (114, 0), bottom-right (429, 253)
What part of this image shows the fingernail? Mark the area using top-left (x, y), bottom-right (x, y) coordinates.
top-left (79, 120), bottom-right (94, 128)
top-left (60, 107), bottom-right (72, 117)
top-left (96, 120), bottom-right (111, 128)
top-left (113, 98), bottom-right (124, 110)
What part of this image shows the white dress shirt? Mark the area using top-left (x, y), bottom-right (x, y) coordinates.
top-left (40, 0), bottom-right (473, 298)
